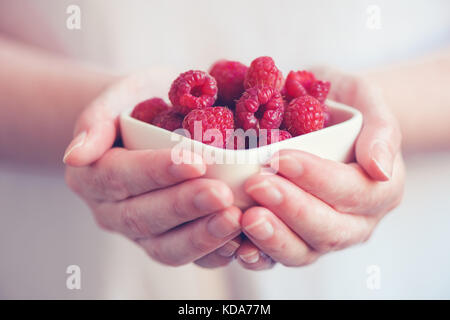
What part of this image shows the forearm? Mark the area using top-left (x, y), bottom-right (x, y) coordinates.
top-left (365, 48), bottom-right (450, 152)
top-left (0, 36), bottom-right (117, 167)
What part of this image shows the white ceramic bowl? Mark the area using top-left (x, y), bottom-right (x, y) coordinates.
top-left (120, 100), bottom-right (362, 208)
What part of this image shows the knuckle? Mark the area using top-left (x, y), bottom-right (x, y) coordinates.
top-left (119, 202), bottom-right (149, 237)
top-left (374, 118), bottom-right (392, 131)
top-left (145, 163), bottom-right (168, 188)
top-left (373, 119), bottom-right (400, 146)
top-left (334, 196), bottom-right (361, 214)
top-left (90, 204), bottom-right (115, 232)
top-left (93, 214), bottom-right (113, 232)
top-left (94, 167), bottom-right (129, 201)
top-left (189, 233), bottom-right (211, 253)
top-left (142, 241), bottom-right (185, 267)
top-left (314, 231), bottom-right (349, 253)
top-left (143, 241), bottom-right (165, 264)
top-left (172, 195), bottom-right (191, 220)
top-left (265, 240), bottom-right (289, 257)
top-left (189, 232), bottom-right (214, 254)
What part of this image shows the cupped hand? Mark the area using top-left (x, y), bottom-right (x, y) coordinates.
top-left (237, 68), bottom-right (405, 270)
top-left (64, 73), bottom-right (242, 268)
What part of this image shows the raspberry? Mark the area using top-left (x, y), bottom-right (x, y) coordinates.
top-left (152, 110), bottom-right (184, 131)
top-left (283, 70), bottom-right (315, 101)
top-left (131, 98), bottom-right (169, 124)
top-left (259, 129), bottom-right (292, 146)
top-left (244, 56), bottom-right (284, 90)
top-left (283, 95), bottom-right (324, 136)
top-left (169, 70), bottom-right (218, 115)
top-left (308, 80), bottom-right (331, 104)
top-left (209, 60), bottom-right (247, 108)
top-left (235, 86), bottom-right (285, 130)
top-left (182, 106), bottom-right (234, 148)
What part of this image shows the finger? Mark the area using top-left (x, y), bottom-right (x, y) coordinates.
top-left (95, 178), bottom-right (234, 239)
top-left (66, 148), bottom-right (206, 201)
top-left (245, 174), bottom-right (375, 253)
top-left (138, 206), bottom-right (242, 267)
top-left (355, 100), bottom-right (402, 181)
top-left (63, 101), bottom-right (118, 167)
top-left (241, 207), bottom-right (319, 267)
top-left (63, 70), bottom-right (184, 167)
top-left (309, 67), bottom-right (402, 181)
top-left (194, 237), bottom-right (242, 268)
top-left (270, 150), bottom-right (396, 214)
top-left (236, 239), bottom-right (275, 271)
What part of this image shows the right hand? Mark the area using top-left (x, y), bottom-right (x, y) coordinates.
top-left (63, 74), bottom-right (242, 268)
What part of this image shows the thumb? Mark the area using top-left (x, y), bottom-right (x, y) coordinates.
top-left (354, 82), bottom-right (402, 181)
top-left (62, 70), bottom-right (175, 166)
top-left (62, 104), bottom-right (117, 167)
top-left (310, 66), bottom-right (402, 181)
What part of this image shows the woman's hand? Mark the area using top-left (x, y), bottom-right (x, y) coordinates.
top-left (236, 68), bottom-right (405, 270)
top-left (64, 73), bottom-right (242, 268)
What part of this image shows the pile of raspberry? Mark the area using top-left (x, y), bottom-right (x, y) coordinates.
top-left (131, 56), bottom-right (331, 149)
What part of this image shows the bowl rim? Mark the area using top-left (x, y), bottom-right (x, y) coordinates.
top-left (120, 99), bottom-right (362, 154)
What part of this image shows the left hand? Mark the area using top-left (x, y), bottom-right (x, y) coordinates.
top-left (235, 69), bottom-right (406, 270)
top-left (63, 71), bottom-right (243, 269)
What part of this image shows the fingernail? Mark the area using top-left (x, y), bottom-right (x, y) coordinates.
top-left (168, 161), bottom-right (206, 179)
top-left (271, 155), bottom-right (303, 178)
top-left (217, 240), bottom-right (240, 257)
top-left (63, 131), bottom-right (87, 163)
top-left (246, 180), bottom-right (283, 206)
top-left (194, 187), bottom-right (233, 212)
top-left (244, 218), bottom-right (274, 241)
top-left (239, 251), bottom-right (260, 264)
top-left (371, 140), bottom-right (393, 180)
top-left (207, 209), bottom-right (240, 239)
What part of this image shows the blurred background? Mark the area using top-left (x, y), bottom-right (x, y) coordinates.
top-left (0, 0), bottom-right (449, 299)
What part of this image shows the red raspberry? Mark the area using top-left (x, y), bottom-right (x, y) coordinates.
top-left (283, 96), bottom-right (324, 136)
top-left (259, 129), bottom-right (292, 146)
top-left (169, 70), bottom-right (218, 115)
top-left (209, 60), bottom-right (247, 108)
top-left (131, 98), bottom-right (169, 124)
top-left (235, 86), bottom-right (285, 130)
top-left (229, 131), bottom-right (258, 150)
top-left (182, 106), bottom-right (234, 148)
top-left (244, 56), bottom-right (284, 90)
top-left (152, 110), bottom-right (184, 131)
top-left (283, 70), bottom-right (315, 101)
top-left (308, 80), bottom-right (331, 104)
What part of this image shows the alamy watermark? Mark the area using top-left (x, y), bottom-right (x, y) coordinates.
top-left (66, 265), bottom-right (81, 290)
top-left (366, 5), bottom-right (382, 30)
top-left (66, 5), bottom-right (81, 30)
top-left (366, 264), bottom-right (381, 290)
top-left (168, 123), bottom-right (285, 172)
